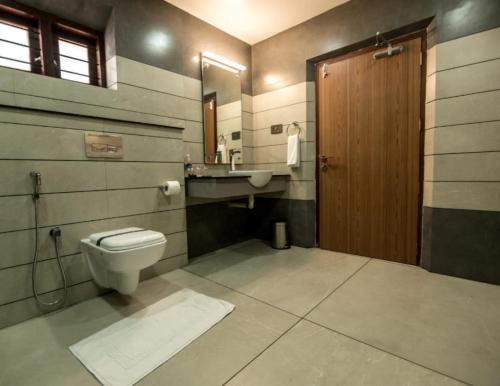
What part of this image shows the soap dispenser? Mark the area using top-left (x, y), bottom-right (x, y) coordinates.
top-left (184, 154), bottom-right (193, 177)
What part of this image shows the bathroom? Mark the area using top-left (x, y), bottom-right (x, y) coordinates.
top-left (0, 0), bottom-right (499, 384)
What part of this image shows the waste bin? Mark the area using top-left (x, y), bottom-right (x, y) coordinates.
top-left (272, 222), bottom-right (289, 249)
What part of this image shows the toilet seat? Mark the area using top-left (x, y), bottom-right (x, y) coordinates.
top-left (89, 227), bottom-right (166, 251)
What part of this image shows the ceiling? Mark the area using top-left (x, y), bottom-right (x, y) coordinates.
top-left (167, 0), bottom-right (350, 45)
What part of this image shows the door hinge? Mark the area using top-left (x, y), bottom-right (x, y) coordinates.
top-left (420, 52), bottom-right (423, 67)
top-left (322, 63), bottom-right (329, 79)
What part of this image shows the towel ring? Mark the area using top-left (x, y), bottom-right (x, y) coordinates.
top-left (286, 121), bottom-right (301, 136)
top-left (218, 134), bottom-right (227, 145)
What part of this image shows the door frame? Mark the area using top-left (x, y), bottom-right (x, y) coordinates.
top-left (314, 29), bottom-right (427, 265)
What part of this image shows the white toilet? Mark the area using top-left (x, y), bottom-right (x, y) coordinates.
top-left (81, 227), bottom-right (167, 295)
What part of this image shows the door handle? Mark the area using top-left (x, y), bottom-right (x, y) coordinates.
top-left (318, 155), bottom-right (332, 171)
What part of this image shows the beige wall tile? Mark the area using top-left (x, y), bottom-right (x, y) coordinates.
top-left (0, 160), bottom-right (106, 196)
top-left (434, 90), bottom-right (500, 127)
top-left (436, 27), bottom-right (500, 72)
top-left (184, 141), bottom-right (204, 164)
top-left (106, 209), bottom-right (186, 235)
top-left (423, 181), bottom-right (433, 207)
top-left (427, 181), bottom-right (500, 211)
top-left (218, 117), bottom-right (243, 135)
top-left (285, 180), bottom-right (316, 200)
top-left (103, 120), bottom-right (183, 139)
top-left (163, 231), bottom-right (188, 258)
top-left (140, 254), bottom-right (188, 281)
top-left (242, 111), bottom-right (253, 130)
top-left (424, 128), bottom-right (434, 155)
top-left (254, 142), bottom-right (315, 164)
top-left (0, 90), bottom-right (15, 106)
top-left (0, 66), bottom-right (15, 92)
top-left (254, 161), bottom-right (315, 181)
top-left (105, 162), bottom-right (184, 189)
top-left (426, 46), bottom-right (436, 76)
top-left (0, 253), bottom-right (90, 305)
top-left (217, 101), bottom-right (242, 121)
top-left (38, 191), bottom-right (109, 228)
top-left (242, 94), bottom-right (253, 113)
top-left (253, 82), bottom-right (310, 113)
top-left (105, 56), bottom-right (118, 88)
top-left (116, 56), bottom-right (184, 97)
top-left (0, 195), bottom-right (33, 232)
top-left (425, 100), bottom-right (436, 129)
top-left (121, 135), bottom-right (183, 162)
top-left (427, 122), bottom-right (500, 154)
top-left (0, 280), bottom-right (102, 329)
top-left (183, 120), bottom-right (204, 143)
top-left (0, 123), bottom-right (90, 160)
top-left (253, 101), bottom-right (315, 130)
top-left (107, 187), bottom-right (185, 218)
top-left (183, 76), bottom-right (202, 101)
top-left (425, 72), bottom-right (436, 103)
top-left (433, 59), bottom-right (500, 101)
top-left (423, 156), bottom-right (434, 181)
top-left (253, 121), bottom-right (314, 146)
top-left (242, 129), bottom-right (253, 148)
top-left (426, 153), bottom-right (500, 182)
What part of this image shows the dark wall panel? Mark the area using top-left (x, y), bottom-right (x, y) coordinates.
top-left (422, 207), bottom-right (500, 285)
top-left (187, 202), bottom-right (254, 258)
top-left (11, 0), bottom-right (252, 93)
top-left (252, 198), bottom-right (316, 248)
top-left (252, 0), bottom-right (500, 94)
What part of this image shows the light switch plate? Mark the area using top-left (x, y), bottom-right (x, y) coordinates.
top-left (271, 124), bottom-right (283, 134)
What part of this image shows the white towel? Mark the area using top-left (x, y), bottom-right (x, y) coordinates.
top-left (217, 144), bottom-right (227, 163)
top-left (287, 133), bottom-right (300, 168)
top-left (70, 289), bottom-right (234, 386)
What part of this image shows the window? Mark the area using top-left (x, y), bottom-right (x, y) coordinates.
top-left (0, 11), bottom-right (41, 73)
top-left (0, 5), bottom-right (105, 86)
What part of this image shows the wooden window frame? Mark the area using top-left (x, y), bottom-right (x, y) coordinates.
top-left (0, 3), bottom-right (106, 87)
top-left (0, 8), bottom-right (42, 74)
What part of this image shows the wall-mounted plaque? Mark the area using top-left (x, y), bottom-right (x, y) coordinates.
top-left (85, 132), bottom-right (123, 158)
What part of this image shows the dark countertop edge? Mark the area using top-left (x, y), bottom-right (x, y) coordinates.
top-left (186, 173), bottom-right (290, 179)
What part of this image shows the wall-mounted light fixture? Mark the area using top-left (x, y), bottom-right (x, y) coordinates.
top-left (265, 74), bottom-right (281, 85)
top-left (202, 51), bottom-right (246, 73)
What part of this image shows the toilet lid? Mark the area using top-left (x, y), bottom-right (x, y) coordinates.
top-left (89, 227), bottom-right (166, 251)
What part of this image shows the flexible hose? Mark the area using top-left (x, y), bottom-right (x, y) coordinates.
top-left (32, 198), bottom-right (68, 307)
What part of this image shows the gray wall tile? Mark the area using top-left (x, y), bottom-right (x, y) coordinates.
top-left (107, 187), bottom-right (185, 217)
top-left (105, 162), bottom-right (184, 190)
top-left (0, 160), bottom-right (106, 196)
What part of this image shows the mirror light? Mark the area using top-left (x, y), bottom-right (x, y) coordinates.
top-left (202, 51), bottom-right (246, 72)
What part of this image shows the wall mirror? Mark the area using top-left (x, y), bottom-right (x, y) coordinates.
top-left (201, 52), bottom-right (245, 165)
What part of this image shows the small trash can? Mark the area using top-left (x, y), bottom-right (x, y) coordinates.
top-left (272, 222), bottom-right (289, 249)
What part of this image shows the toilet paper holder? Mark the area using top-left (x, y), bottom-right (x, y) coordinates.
top-left (160, 180), bottom-right (181, 196)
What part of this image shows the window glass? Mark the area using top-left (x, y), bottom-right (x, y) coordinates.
top-left (58, 38), bottom-right (90, 83)
top-left (0, 21), bottom-right (31, 71)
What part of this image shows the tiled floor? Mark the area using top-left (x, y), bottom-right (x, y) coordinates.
top-left (1, 240), bottom-right (499, 386)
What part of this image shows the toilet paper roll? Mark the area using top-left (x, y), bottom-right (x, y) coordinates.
top-left (160, 180), bottom-right (181, 196)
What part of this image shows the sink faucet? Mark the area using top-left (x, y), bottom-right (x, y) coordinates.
top-left (230, 149), bottom-right (241, 171)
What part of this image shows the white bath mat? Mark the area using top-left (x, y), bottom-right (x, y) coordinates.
top-left (70, 288), bottom-right (235, 386)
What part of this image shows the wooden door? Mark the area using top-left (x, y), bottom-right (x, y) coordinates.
top-left (203, 93), bottom-right (217, 163)
top-left (317, 36), bottom-right (422, 265)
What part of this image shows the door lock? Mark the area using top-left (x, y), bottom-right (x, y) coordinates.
top-left (319, 155), bottom-right (331, 171)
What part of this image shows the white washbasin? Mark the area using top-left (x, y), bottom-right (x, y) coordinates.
top-left (229, 170), bottom-right (273, 188)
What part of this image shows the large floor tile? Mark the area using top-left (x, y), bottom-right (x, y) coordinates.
top-left (0, 269), bottom-right (297, 386)
top-left (307, 259), bottom-right (500, 386)
top-left (227, 320), bottom-right (462, 386)
top-left (185, 240), bottom-right (369, 316)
